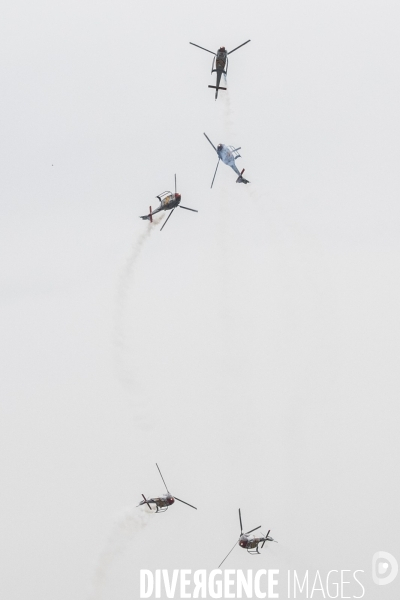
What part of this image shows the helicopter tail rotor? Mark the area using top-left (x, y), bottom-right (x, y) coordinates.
top-left (141, 494), bottom-right (152, 511)
top-left (236, 169), bottom-right (250, 184)
top-left (261, 530), bottom-right (271, 549)
top-left (139, 206), bottom-right (153, 221)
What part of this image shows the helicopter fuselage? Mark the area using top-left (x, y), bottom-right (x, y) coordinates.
top-left (154, 494), bottom-right (175, 508)
top-left (217, 144), bottom-right (242, 178)
top-left (138, 493), bottom-right (175, 510)
top-left (140, 192), bottom-right (181, 221)
top-left (214, 49), bottom-right (227, 73)
top-left (209, 47), bottom-right (228, 99)
top-left (239, 533), bottom-right (274, 551)
top-left (159, 193), bottom-right (181, 211)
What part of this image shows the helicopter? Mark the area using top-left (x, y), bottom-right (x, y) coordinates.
top-left (137, 463), bottom-right (197, 513)
top-left (204, 133), bottom-right (250, 188)
top-left (140, 175), bottom-right (198, 231)
top-left (218, 509), bottom-right (277, 568)
top-left (190, 40), bottom-right (251, 100)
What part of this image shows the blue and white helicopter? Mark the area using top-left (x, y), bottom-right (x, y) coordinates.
top-left (204, 133), bottom-right (250, 188)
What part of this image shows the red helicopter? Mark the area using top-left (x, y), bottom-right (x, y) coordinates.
top-left (140, 175), bottom-right (198, 231)
top-left (190, 40), bottom-right (250, 99)
top-left (137, 464), bottom-right (197, 513)
top-left (218, 509), bottom-right (277, 567)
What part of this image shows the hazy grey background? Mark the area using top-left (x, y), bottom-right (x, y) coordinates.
top-left (1, 1), bottom-right (400, 598)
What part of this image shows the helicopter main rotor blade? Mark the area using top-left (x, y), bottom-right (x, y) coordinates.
top-left (155, 463), bottom-right (170, 492)
top-left (218, 539), bottom-right (239, 569)
top-left (204, 132), bottom-right (218, 153)
top-left (190, 42), bottom-right (216, 56)
top-left (239, 508), bottom-right (243, 534)
top-left (245, 525), bottom-right (262, 535)
top-left (173, 496), bottom-right (197, 510)
top-left (227, 40), bottom-right (251, 55)
top-left (211, 158), bottom-right (220, 188)
top-left (160, 209), bottom-right (175, 232)
top-left (179, 205), bottom-right (198, 212)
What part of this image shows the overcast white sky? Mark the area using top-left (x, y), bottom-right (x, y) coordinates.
top-left (1, 1), bottom-right (400, 599)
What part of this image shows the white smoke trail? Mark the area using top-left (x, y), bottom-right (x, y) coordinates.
top-left (220, 84), bottom-right (259, 208)
top-left (117, 212), bottom-right (164, 322)
top-left (114, 213), bottom-right (165, 427)
top-left (222, 78), bottom-right (234, 138)
top-left (88, 506), bottom-right (154, 600)
top-left (243, 181), bottom-right (262, 208)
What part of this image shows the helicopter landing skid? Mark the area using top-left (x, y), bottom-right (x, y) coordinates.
top-left (247, 546), bottom-right (261, 555)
